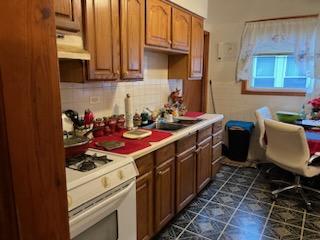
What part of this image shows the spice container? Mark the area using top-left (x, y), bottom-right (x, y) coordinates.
top-left (117, 114), bottom-right (126, 131)
top-left (108, 116), bottom-right (117, 134)
top-left (93, 118), bottom-right (105, 137)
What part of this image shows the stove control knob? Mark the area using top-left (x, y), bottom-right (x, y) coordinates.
top-left (67, 194), bottom-right (72, 208)
top-left (101, 176), bottom-right (110, 189)
top-left (118, 170), bottom-right (124, 180)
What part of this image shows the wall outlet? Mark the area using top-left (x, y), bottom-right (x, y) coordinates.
top-left (90, 96), bottom-right (101, 104)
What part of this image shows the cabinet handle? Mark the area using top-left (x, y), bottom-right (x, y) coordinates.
top-left (168, 40), bottom-right (172, 44)
top-left (67, 194), bottom-right (72, 208)
top-left (157, 171), bottom-right (163, 175)
top-left (56, 33), bottom-right (65, 39)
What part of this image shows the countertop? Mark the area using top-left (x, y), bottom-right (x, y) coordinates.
top-left (109, 113), bottom-right (224, 160)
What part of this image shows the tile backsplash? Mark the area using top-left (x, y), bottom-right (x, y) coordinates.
top-left (60, 51), bottom-right (183, 118)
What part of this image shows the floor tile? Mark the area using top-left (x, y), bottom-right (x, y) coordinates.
top-left (228, 174), bottom-right (255, 187)
top-left (304, 213), bottom-right (320, 232)
top-left (229, 210), bottom-right (266, 235)
top-left (273, 196), bottom-right (305, 212)
top-left (198, 185), bottom-right (218, 201)
top-left (251, 180), bottom-right (274, 192)
top-left (211, 191), bottom-right (243, 208)
top-left (239, 198), bottom-right (272, 218)
top-left (185, 197), bottom-right (208, 214)
top-left (234, 167), bottom-right (260, 178)
top-left (263, 219), bottom-right (301, 240)
top-left (178, 230), bottom-right (210, 240)
top-left (172, 210), bottom-right (197, 229)
top-left (186, 215), bottom-right (225, 240)
top-left (246, 188), bottom-right (273, 203)
top-left (208, 180), bottom-right (226, 191)
top-left (215, 172), bottom-right (232, 182)
top-left (219, 224), bottom-right (261, 240)
top-left (155, 225), bottom-right (183, 240)
top-left (220, 165), bottom-right (238, 174)
top-left (269, 206), bottom-right (304, 227)
top-left (219, 182), bottom-right (249, 197)
top-left (302, 229), bottom-right (320, 240)
top-left (199, 201), bottom-right (236, 223)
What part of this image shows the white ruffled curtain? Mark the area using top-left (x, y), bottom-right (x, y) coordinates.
top-left (237, 17), bottom-right (319, 96)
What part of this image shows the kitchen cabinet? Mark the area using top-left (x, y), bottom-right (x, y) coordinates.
top-left (172, 8), bottom-right (191, 51)
top-left (146, 0), bottom-right (171, 48)
top-left (176, 146), bottom-right (197, 212)
top-left (196, 136), bottom-right (212, 192)
top-left (55, 0), bottom-right (81, 32)
top-left (189, 16), bottom-right (204, 79)
top-left (136, 153), bottom-right (154, 240)
top-left (120, 0), bottom-right (145, 79)
top-left (211, 121), bottom-right (224, 177)
top-left (154, 144), bottom-right (175, 232)
top-left (85, 0), bottom-right (120, 80)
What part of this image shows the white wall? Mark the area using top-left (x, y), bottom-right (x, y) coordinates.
top-left (206, 0), bottom-right (320, 122)
top-left (60, 51), bottom-right (182, 118)
top-left (170, 0), bottom-right (208, 18)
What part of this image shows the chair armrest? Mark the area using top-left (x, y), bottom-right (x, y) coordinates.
top-left (309, 152), bottom-right (320, 165)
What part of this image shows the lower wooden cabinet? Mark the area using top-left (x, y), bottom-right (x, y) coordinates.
top-left (155, 158), bottom-right (175, 232)
top-left (176, 147), bottom-right (197, 212)
top-left (136, 171), bottom-right (154, 240)
top-left (196, 136), bottom-right (212, 193)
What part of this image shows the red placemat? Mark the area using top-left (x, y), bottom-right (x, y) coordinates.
top-left (184, 112), bottom-right (204, 118)
top-left (89, 129), bottom-right (172, 154)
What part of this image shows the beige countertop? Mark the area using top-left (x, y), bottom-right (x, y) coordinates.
top-left (108, 113), bottom-right (224, 160)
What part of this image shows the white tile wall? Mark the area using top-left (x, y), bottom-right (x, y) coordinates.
top-left (60, 51), bottom-right (183, 118)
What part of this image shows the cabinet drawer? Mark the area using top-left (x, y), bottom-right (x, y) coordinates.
top-left (211, 158), bottom-right (222, 178)
top-left (212, 131), bottom-right (223, 146)
top-left (135, 153), bottom-right (154, 176)
top-left (155, 143), bottom-right (175, 166)
top-left (198, 125), bottom-right (213, 143)
top-left (212, 143), bottom-right (222, 161)
top-left (213, 121), bottom-right (223, 133)
top-left (176, 133), bottom-right (197, 155)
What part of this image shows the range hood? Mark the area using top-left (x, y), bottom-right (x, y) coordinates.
top-left (56, 33), bottom-right (90, 60)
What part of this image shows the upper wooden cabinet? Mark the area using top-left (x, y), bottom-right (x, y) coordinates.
top-left (55, 0), bottom-right (81, 32)
top-left (172, 8), bottom-right (191, 51)
top-left (120, 0), bottom-right (145, 79)
top-left (189, 16), bottom-right (204, 79)
top-left (85, 0), bottom-right (120, 80)
top-left (146, 0), bottom-right (171, 48)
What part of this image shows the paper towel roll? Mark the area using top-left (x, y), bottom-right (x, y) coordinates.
top-left (125, 93), bottom-right (134, 130)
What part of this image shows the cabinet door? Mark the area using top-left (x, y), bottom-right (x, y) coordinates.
top-left (85, 0), bottom-right (120, 80)
top-left (189, 16), bottom-right (204, 79)
top-left (196, 137), bottom-right (212, 192)
top-left (55, 0), bottom-right (81, 32)
top-left (176, 148), bottom-right (197, 212)
top-left (120, 0), bottom-right (144, 79)
top-left (136, 171), bottom-right (154, 240)
top-left (172, 8), bottom-right (191, 51)
top-left (146, 0), bottom-right (171, 48)
top-left (155, 158), bottom-right (175, 232)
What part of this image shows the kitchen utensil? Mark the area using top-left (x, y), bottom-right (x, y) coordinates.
top-left (62, 113), bottom-right (74, 132)
top-left (64, 109), bottom-right (84, 127)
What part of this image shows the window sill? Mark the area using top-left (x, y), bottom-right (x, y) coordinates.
top-left (241, 81), bottom-right (306, 97)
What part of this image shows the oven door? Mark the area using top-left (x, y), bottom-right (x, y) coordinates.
top-left (69, 179), bottom-right (137, 240)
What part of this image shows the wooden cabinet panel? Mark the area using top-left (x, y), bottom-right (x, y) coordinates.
top-left (213, 131), bottom-right (223, 146)
top-left (176, 149), bottom-right (197, 212)
top-left (146, 0), bottom-right (171, 48)
top-left (198, 125), bottom-right (213, 143)
top-left (135, 153), bottom-right (154, 176)
top-left (85, 0), bottom-right (120, 80)
top-left (120, 0), bottom-right (144, 79)
top-left (213, 121), bottom-right (223, 133)
top-left (172, 8), bottom-right (191, 51)
top-left (136, 171), bottom-right (154, 240)
top-left (176, 133), bottom-right (197, 155)
top-left (196, 137), bottom-right (212, 192)
top-left (155, 158), bottom-right (175, 232)
top-left (155, 143), bottom-right (175, 166)
top-left (55, 0), bottom-right (81, 32)
top-left (189, 16), bottom-right (204, 79)
top-left (212, 158), bottom-right (222, 178)
top-left (212, 143), bottom-right (222, 161)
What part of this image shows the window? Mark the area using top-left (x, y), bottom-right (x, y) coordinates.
top-left (251, 55), bottom-right (308, 91)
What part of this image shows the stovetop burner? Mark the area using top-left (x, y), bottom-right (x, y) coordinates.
top-left (66, 153), bottom-right (113, 172)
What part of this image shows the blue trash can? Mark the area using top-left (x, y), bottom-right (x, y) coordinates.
top-left (224, 120), bottom-right (254, 162)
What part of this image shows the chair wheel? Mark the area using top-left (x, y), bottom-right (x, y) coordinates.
top-left (272, 194), bottom-right (278, 201)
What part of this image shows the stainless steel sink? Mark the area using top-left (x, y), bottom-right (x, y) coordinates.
top-left (143, 122), bottom-right (187, 131)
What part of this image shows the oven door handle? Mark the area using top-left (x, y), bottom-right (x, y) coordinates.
top-left (69, 180), bottom-right (135, 226)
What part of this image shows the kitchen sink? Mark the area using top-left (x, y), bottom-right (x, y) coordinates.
top-left (143, 118), bottom-right (203, 132)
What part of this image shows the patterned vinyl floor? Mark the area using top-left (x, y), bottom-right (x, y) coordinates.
top-left (154, 164), bottom-right (320, 240)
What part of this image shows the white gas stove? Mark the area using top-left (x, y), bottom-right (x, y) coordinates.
top-left (65, 149), bottom-right (138, 240)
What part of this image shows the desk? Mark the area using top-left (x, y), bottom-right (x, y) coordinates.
top-left (306, 130), bottom-right (320, 155)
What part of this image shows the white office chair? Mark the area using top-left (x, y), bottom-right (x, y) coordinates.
top-left (264, 119), bottom-right (320, 210)
top-left (255, 107), bottom-right (273, 149)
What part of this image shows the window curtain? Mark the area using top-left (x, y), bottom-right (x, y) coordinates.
top-left (236, 17), bottom-right (319, 92)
